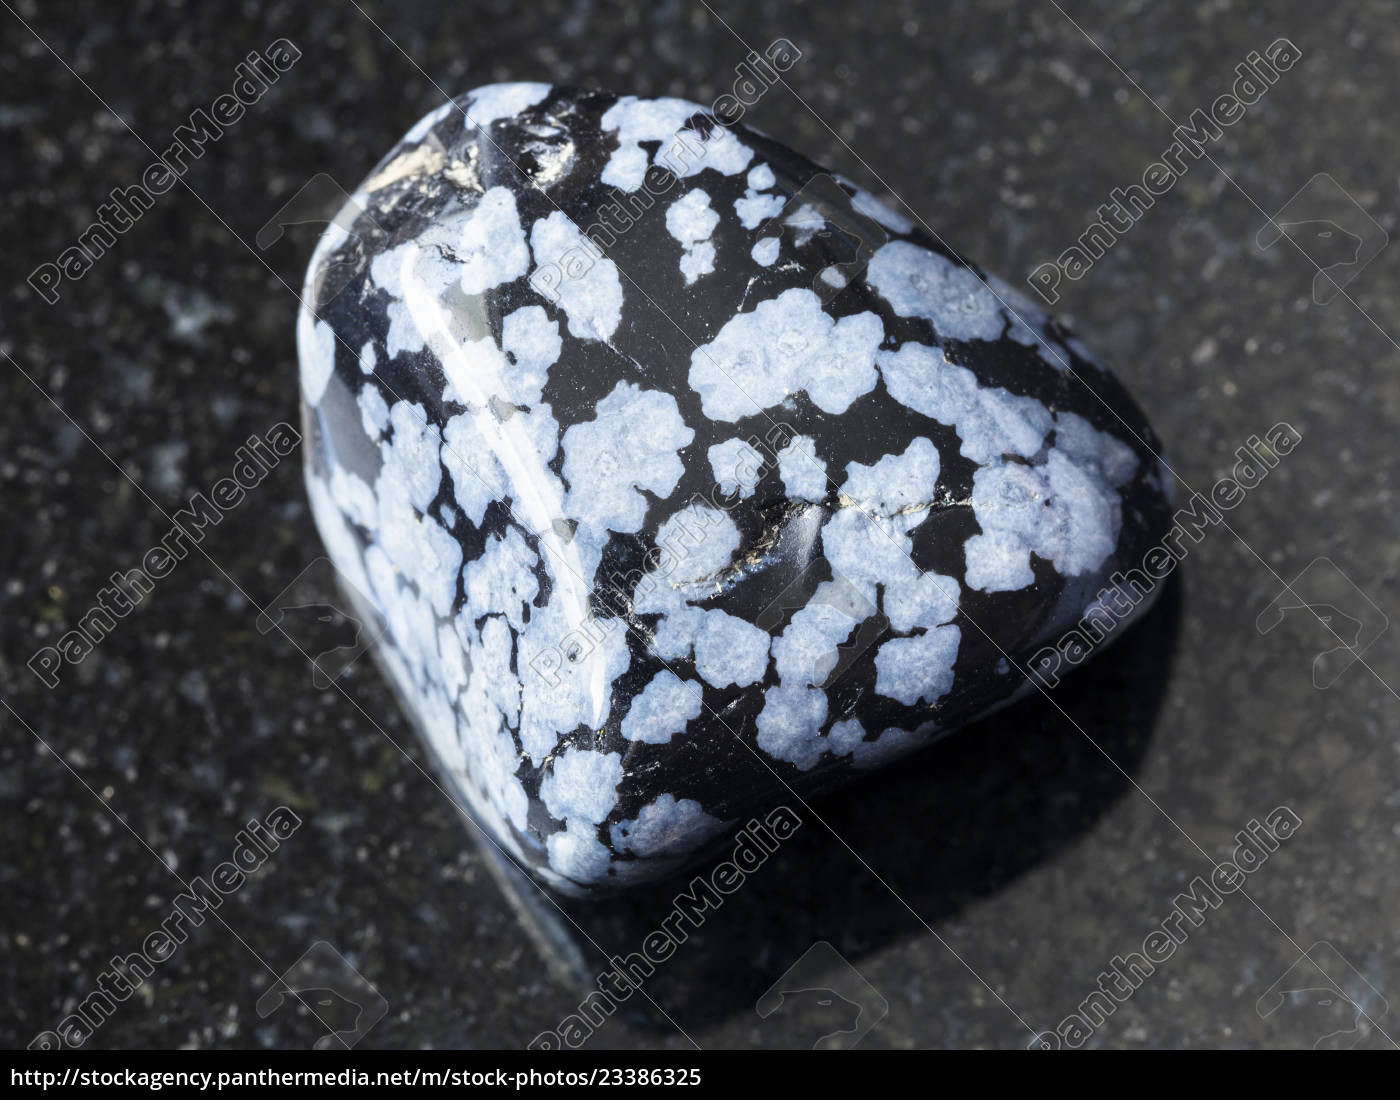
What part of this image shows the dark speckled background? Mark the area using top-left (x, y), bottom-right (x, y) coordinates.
top-left (2, 0), bottom-right (1397, 1050)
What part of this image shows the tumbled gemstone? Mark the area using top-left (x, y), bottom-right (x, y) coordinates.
top-left (297, 83), bottom-right (1173, 894)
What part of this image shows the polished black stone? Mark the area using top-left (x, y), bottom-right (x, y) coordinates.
top-left (298, 83), bottom-right (1173, 894)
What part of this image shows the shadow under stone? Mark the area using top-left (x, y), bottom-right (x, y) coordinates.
top-left (494, 573), bottom-right (1183, 1042)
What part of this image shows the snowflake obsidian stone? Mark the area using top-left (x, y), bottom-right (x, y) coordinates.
top-left (297, 83), bottom-right (1173, 895)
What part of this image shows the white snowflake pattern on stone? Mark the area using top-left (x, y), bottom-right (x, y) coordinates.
top-left (620, 671), bottom-right (704, 744)
top-left (529, 211), bottom-right (624, 340)
top-left (610, 794), bottom-right (727, 859)
top-left (600, 96), bottom-right (752, 192)
top-left (666, 189), bottom-right (720, 285)
top-left (562, 382), bottom-right (694, 534)
top-left (689, 288), bottom-right (883, 420)
top-left (457, 187), bottom-right (531, 295)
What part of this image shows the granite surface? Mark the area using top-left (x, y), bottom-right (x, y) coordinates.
top-left (2, 0), bottom-right (1397, 1050)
